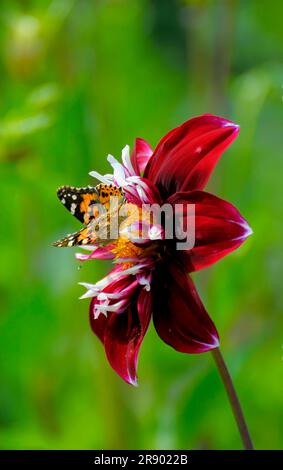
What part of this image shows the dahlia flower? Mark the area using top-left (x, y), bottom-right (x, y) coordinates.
top-left (55, 114), bottom-right (252, 386)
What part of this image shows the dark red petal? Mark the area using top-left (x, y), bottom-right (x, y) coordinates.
top-left (168, 190), bottom-right (252, 272)
top-left (131, 138), bottom-right (153, 175)
top-left (145, 114), bottom-right (239, 199)
top-left (88, 271), bottom-right (139, 341)
top-left (101, 274), bottom-right (138, 297)
top-left (89, 298), bottom-right (108, 343)
top-left (101, 289), bottom-right (152, 386)
top-left (153, 261), bottom-right (219, 353)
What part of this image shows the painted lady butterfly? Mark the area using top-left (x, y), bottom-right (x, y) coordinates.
top-left (52, 184), bottom-right (125, 247)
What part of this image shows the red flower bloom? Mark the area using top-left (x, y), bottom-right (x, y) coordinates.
top-left (75, 114), bottom-right (251, 385)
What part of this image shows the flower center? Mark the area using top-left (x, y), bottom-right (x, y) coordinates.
top-left (109, 202), bottom-right (158, 267)
top-left (111, 237), bottom-right (145, 261)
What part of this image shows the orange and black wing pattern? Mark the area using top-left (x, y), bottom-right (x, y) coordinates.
top-left (57, 184), bottom-right (124, 225)
top-left (52, 224), bottom-right (97, 247)
top-left (53, 183), bottom-right (125, 247)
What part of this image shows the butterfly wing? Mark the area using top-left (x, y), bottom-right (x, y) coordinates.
top-left (52, 226), bottom-right (95, 247)
top-left (57, 184), bottom-right (124, 225)
top-left (52, 208), bottom-right (122, 247)
top-left (54, 183), bottom-right (125, 247)
top-left (57, 185), bottom-right (99, 225)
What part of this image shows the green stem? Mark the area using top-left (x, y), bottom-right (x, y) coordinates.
top-left (212, 347), bottom-right (254, 450)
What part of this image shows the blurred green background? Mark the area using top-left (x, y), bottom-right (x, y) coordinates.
top-left (0, 0), bottom-right (282, 450)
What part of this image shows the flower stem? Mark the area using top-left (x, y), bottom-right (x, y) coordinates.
top-left (211, 347), bottom-right (254, 450)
